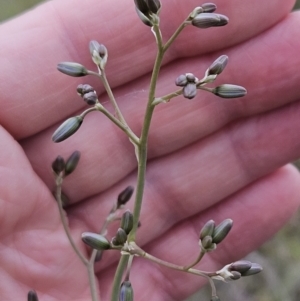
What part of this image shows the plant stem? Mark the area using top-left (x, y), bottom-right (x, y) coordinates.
top-left (95, 104), bottom-right (140, 145)
top-left (128, 23), bottom-right (164, 242)
top-left (152, 88), bottom-right (183, 105)
top-left (100, 69), bottom-right (128, 126)
top-left (183, 250), bottom-right (206, 270)
top-left (55, 175), bottom-right (100, 301)
top-left (163, 21), bottom-right (188, 52)
top-left (110, 254), bottom-right (129, 301)
top-left (55, 176), bottom-right (88, 265)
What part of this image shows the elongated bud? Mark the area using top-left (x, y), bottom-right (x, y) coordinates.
top-left (28, 290), bottom-right (39, 301)
top-left (120, 210), bottom-right (134, 234)
top-left (207, 55), bottom-right (228, 76)
top-left (201, 3), bottom-right (217, 13)
top-left (52, 155), bottom-right (65, 175)
top-left (241, 263), bottom-right (262, 276)
top-left (57, 62), bottom-right (88, 77)
top-left (65, 151), bottom-right (81, 175)
top-left (117, 186), bottom-right (134, 208)
top-left (199, 220), bottom-right (215, 239)
top-left (192, 13), bottom-right (228, 28)
top-left (82, 232), bottom-right (111, 250)
top-left (89, 41), bottom-right (108, 69)
top-left (119, 281), bottom-right (133, 301)
top-left (114, 228), bottom-right (128, 245)
top-left (229, 260), bottom-right (252, 274)
top-left (213, 84), bottom-right (247, 98)
top-left (52, 116), bottom-right (83, 143)
top-left (212, 219), bottom-right (233, 244)
top-left (183, 83), bottom-right (197, 99)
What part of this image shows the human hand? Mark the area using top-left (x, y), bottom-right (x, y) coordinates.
top-left (0, 0), bottom-right (300, 300)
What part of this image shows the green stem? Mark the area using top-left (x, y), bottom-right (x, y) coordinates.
top-left (128, 23), bottom-right (164, 242)
top-left (110, 254), bottom-right (129, 301)
top-left (183, 250), bottom-right (206, 270)
top-left (87, 262), bottom-right (100, 301)
top-left (100, 69), bottom-right (128, 126)
top-left (55, 175), bottom-right (100, 301)
top-left (152, 88), bottom-right (183, 105)
top-left (55, 176), bottom-right (88, 265)
top-left (95, 104), bottom-right (140, 145)
top-left (163, 21), bottom-right (188, 53)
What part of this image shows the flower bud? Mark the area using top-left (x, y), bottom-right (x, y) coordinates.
top-left (201, 235), bottom-right (213, 249)
top-left (212, 219), bottom-right (233, 244)
top-left (207, 55), bottom-right (228, 76)
top-left (81, 232), bottom-right (111, 250)
top-left (28, 290), bottom-right (39, 301)
top-left (192, 13), bottom-right (228, 29)
top-left (229, 260), bottom-right (252, 274)
top-left (77, 84), bottom-right (95, 96)
top-left (201, 3), bottom-right (217, 13)
top-left (230, 271), bottom-right (241, 280)
top-left (57, 62), bottom-right (88, 77)
top-left (65, 150), bottom-right (81, 176)
top-left (52, 155), bottom-right (65, 175)
top-left (213, 84), bottom-right (247, 98)
top-left (89, 41), bottom-right (108, 69)
top-left (199, 220), bottom-right (215, 239)
top-left (117, 186), bottom-right (134, 208)
top-left (183, 83), bottom-right (197, 99)
top-left (83, 91), bottom-right (98, 105)
top-left (114, 228), bottom-right (128, 245)
top-left (175, 74), bottom-right (188, 87)
top-left (119, 281), bottom-right (133, 301)
top-left (52, 116), bottom-right (83, 143)
top-left (120, 210), bottom-right (134, 234)
top-left (241, 263), bottom-right (262, 276)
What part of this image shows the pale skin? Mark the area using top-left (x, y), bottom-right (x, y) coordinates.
top-left (0, 0), bottom-right (300, 300)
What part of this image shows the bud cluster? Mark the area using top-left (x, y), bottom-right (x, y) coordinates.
top-left (112, 210), bottom-right (134, 246)
top-left (215, 260), bottom-right (263, 281)
top-left (199, 219), bottom-right (233, 252)
top-left (175, 73), bottom-right (199, 99)
top-left (52, 150), bottom-right (81, 177)
top-left (77, 84), bottom-right (98, 106)
top-left (174, 55), bottom-right (247, 100)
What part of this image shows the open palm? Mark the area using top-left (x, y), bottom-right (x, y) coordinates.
top-left (0, 0), bottom-right (300, 300)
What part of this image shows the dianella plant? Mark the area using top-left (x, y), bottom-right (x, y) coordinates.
top-left (29, 1), bottom-right (262, 301)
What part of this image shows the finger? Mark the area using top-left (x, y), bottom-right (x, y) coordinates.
top-left (0, 0), bottom-right (294, 138)
top-left (98, 165), bottom-right (300, 301)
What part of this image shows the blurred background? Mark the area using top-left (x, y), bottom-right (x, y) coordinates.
top-left (1, 1), bottom-right (300, 301)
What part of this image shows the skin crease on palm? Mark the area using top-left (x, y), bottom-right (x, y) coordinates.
top-left (1, 0), bottom-right (300, 300)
